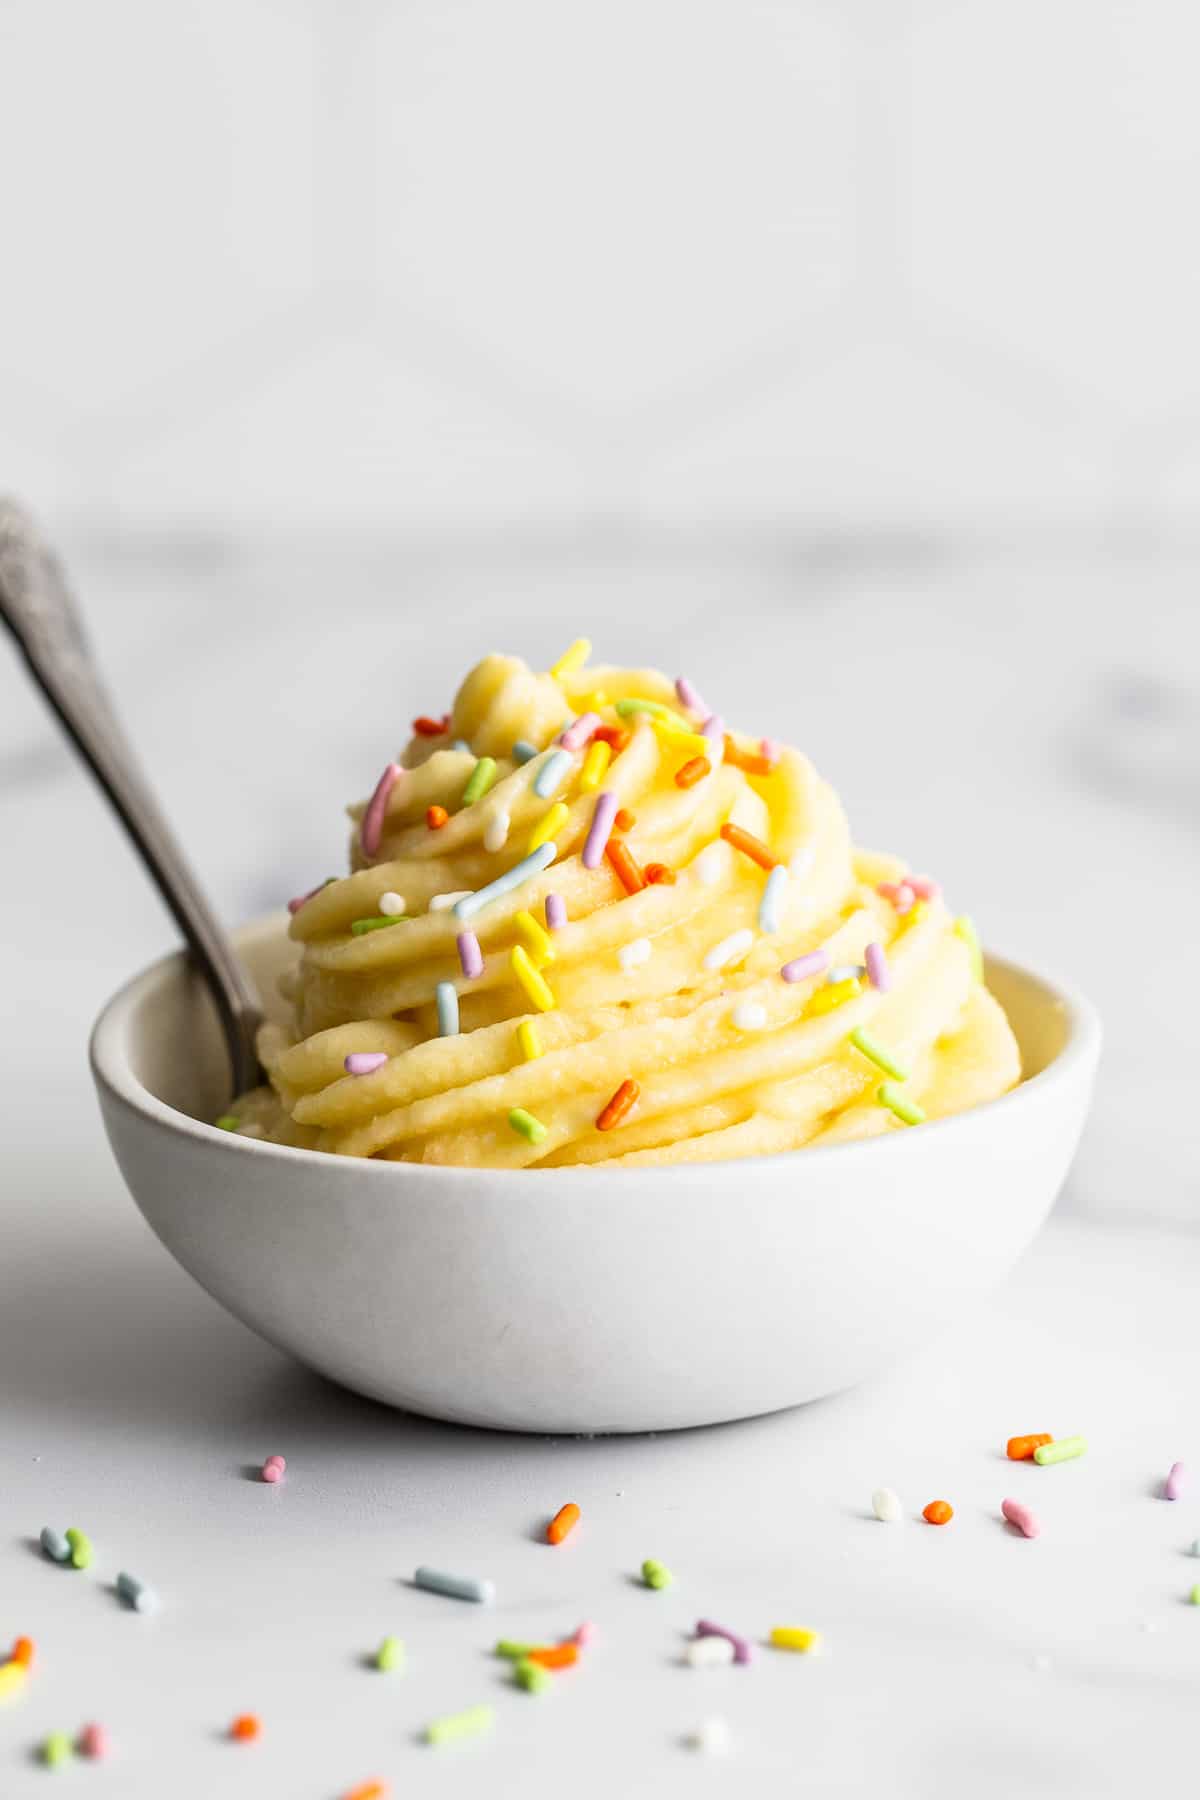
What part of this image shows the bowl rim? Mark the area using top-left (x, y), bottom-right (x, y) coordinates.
top-left (89, 919), bottom-right (1102, 1184)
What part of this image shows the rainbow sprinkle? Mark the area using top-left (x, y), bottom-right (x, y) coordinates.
top-left (545, 893), bottom-right (567, 932)
top-left (515, 909), bottom-right (555, 965)
top-left (580, 740), bottom-right (611, 790)
top-left (877, 1082), bottom-right (925, 1126)
top-left (864, 942), bottom-right (889, 991)
top-left (955, 914), bottom-right (984, 982)
top-left (508, 1108), bottom-right (548, 1146)
top-left (457, 931), bottom-right (484, 980)
top-left (550, 639), bottom-right (591, 680)
top-left (360, 763), bottom-right (402, 860)
top-left (511, 945), bottom-right (555, 1012)
top-left (806, 976), bottom-right (861, 1015)
top-left (848, 1028), bottom-right (908, 1081)
top-left (462, 757), bottom-right (498, 807)
top-left (436, 982), bottom-right (460, 1036)
top-left (534, 748), bottom-right (573, 799)
top-left (528, 801), bottom-right (569, 854)
top-left (781, 949), bottom-right (829, 983)
top-left (454, 843), bottom-right (557, 921)
top-left (675, 676), bottom-right (710, 715)
top-left (517, 1021), bottom-right (542, 1061)
top-left (582, 791), bottom-right (619, 869)
top-left (512, 739), bottom-right (538, 764)
top-left (758, 865), bottom-right (788, 934)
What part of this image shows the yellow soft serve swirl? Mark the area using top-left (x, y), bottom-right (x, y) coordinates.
top-left (232, 647), bottom-right (1020, 1165)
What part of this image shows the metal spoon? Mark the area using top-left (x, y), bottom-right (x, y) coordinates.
top-left (0, 498), bottom-right (263, 1095)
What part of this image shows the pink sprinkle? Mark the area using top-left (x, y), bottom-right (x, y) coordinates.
top-left (77, 1724), bottom-right (107, 1761)
top-left (759, 738), bottom-right (782, 767)
top-left (360, 763), bottom-right (403, 860)
top-left (906, 874), bottom-right (941, 901)
top-left (781, 949), bottom-right (830, 983)
top-left (696, 1618), bottom-right (752, 1664)
top-left (560, 712), bottom-right (601, 753)
top-left (864, 942), bottom-right (890, 991)
top-left (573, 1621), bottom-right (596, 1646)
top-left (344, 1052), bottom-right (388, 1076)
top-left (877, 881), bottom-right (915, 914)
top-left (457, 930), bottom-right (484, 980)
top-left (261, 1455), bottom-right (286, 1484)
top-left (545, 893), bottom-right (567, 932)
top-left (287, 881), bottom-right (324, 916)
top-left (675, 676), bottom-right (710, 716)
top-left (700, 713), bottom-right (725, 742)
top-left (1165, 1461), bottom-right (1186, 1501)
top-left (582, 790), bottom-right (619, 869)
top-left (1001, 1497), bottom-right (1041, 1539)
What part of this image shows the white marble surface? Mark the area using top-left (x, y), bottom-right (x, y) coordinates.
top-left (2, 539), bottom-right (1198, 1794)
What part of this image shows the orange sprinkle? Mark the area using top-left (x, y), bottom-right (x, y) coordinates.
top-left (526, 1643), bottom-right (579, 1670)
top-left (614, 808), bottom-right (636, 832)
top-left (413, 714), bottom-right (449, 736)
top-left (675, 755), bottom-right (711, 789)
top-left (720, 821), bottom-right (779, 871)
top-left (345, 1785), bottom-right (387, 1800)
top-left (923, 1500), bottom-right (954, 1526)
top-left (644, 862), bottom-right (676, 885)
top-left (426, 804), bottom-right (449, 830)
top-left (597, 1078), bottom-right (640, 1131)
top-left (230, 1714), bottom-right (261, 1742)
top-left (547, 1502), bottom-right (581, 1545)
top-left (605, 838), bottom-right (646, 894)
top-left (723, 735), bottom-right (774, 777)
top-left (1007, 1433), bottom-right (1053, 1461)
top-left (593, 724), bottom-right (631, 752)
top-left (10, 1637), bottom-right (33, 1669)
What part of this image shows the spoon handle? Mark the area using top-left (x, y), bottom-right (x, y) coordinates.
top-left (0, 499), bottom-right (263, 1096)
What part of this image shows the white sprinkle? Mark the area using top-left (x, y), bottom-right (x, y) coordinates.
top-left (790, 846), bottom-right (815, 881)
top-left (483, 809), bottom-right (510, 853)
top-left (1191, 1539), bottom-right (1200, 1557)
top-left (731, 1000), bottom-right (767, 1031)
top-left (758, 864), bottom-right (788, 934)
top-left (429, 891), bottom-right (473, 912)
top-left (1029, 1653), bottom-right (1052, 1673)
top-left (618, 937), bottom-right (652, 972)
top-left (378, 890), bottom-right (406, 916)
top-left (827, 963), bottom-right (864, 984)
top-left (237, 1123), bottom-right (266, 1139)
top-left (703, 928), bottom-right (754, 972)
top-left (872, 1487), bottom-right (902, 1523)
top-left (688, 1717), bottom-right (732, 1755)
top-left (693, 842), bottom-right (728, 887)
top-left (685, 1636), bottom-right (735, 1669)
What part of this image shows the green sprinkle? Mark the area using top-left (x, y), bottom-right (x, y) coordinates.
top-left (462, 756), bottom-right (498, 807)
top-left (848, 1028), bottom-right (909, 1082)
top-left (425, 1703), bottom-right (495, 1747)
top-left (42, 1732), bottom-right (73, 1768)
top-left (877, 1082), bottom-right (925, 1126)
top-left (350, 915), bottom-right (409, 935)
top-left (65, 1527), bottom-right (92, 1570)
top-left (1190, 1585), bottom-right (1200, 1605)
top-left (215, 1114), bottom-right (239, 1131)
top-left (1033, 1435), bottom-right (1087, 1466)
top-left (954, 914), bottom-right (984, 983)
top-left (508, 1108), bottom-right (548, 1145)
top-left (375, 1634), bottom-right (404, 1672)
top-left (495, 1639), bottom-right (540, 1660)
top-left (514, 1657), bottom-right (552, 1693)
top-left (642, 1558), bottom-right (673, 1590)
top-left (615, 697), bottom-right (675, 721)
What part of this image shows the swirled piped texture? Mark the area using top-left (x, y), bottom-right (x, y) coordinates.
top-left (232, 651), bottom-right (1020, 1165)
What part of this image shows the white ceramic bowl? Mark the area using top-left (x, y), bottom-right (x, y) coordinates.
top-left (90, 915), bottom-right (1100, 1434)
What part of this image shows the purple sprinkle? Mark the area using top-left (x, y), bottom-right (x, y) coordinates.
top-left (759, 737), bottom-right (782, 767)
top-left (675, 676), bottom-right (709, 717)
top-left (457, 930), bottom-right (484, 980)
top-left (864, 942), bottom-right (890, 991)
top-left (559, 712), bottom-right (601, 753)
top-left (360, 762), bottom-right (402, 860)
top-left (344, 1052), bottom-right (388, 1076)
top-left (781, 949), bottom-right (830, 984)
top-left (545, 893), bottom-right (567, 932)
top-left (700, 713), bottom-right (725, 742)
top-left (582, 790), bottom-right (619, 869)
top-left (1165, 1461), bottom-right (1186, 1501)
top-left (696, 1619), bottom-right (752, 1665)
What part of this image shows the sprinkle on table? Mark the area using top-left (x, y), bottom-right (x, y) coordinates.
top-left (515, 1658), bottom-right (551, 1694)
top-left (345, 1052), bottom-right (388, 1076)
top-left (923, 1500), bottom-right (954, 1525)
top-left (848, 1028), bottom-right (908, 1081)
top-left (687, 1717), bottom-right (732, 1755)
top-left (360, 763), bottom-right (402, 859)
top-left (877, 1081), bottom-right (925, 1125)
top-left (414, 1567), bottom-right (495, 1604)
top-left (436, 982), bottom-right (460, 1036)
top-left (116, 1572), bottom-right (158, 1613)
top-left (545, 893), bottom-right (567, 932)
top-left (675, 755), bottom-right (710, 789)
top-left (872, 1487), bottom-right (902, 1522)
top-left (516, 1021), bottom-right (542, 1061)
top-left (720, 822), bottom-right (778, 871)
top-left (528, 801), bottom-right (568, 854)
top-left (550, 638), bottom-right (592, 680)
top-left (454, 843), bottom-right (557, 921)
top-left (40, 1527), bottom-right (70, 1563)
top-left (1001, 1497), bottom-right (1041, 1539)
top-left (375, 1635), bottom-right (405, 1672)
top-left (515, 909), bottom-right (555, 965)
top-left (1007, 1434), bottom-right (1053, 1461)
top-left (41, 1732), bottom-right (74, 1768)
top-left (864, 942), bottom-right (889, 990)
top-left (606, 837), bottom-right (646, 894)
top-left (686, 1635), bottom-right (735, 1669)
top-left (1034, 1435), bottom-right (1086, 1466)
top-left (1165, 1462), bottom-right (1187, 1501)
top-left (512, 739), bottom-right (539, 764)
top-left (65, 1528), bottom-right (92, 1570)
top-left (344, 1783), bottom-right (388, 1800)
top-left (642, 1558), bottom-right (673, 1590)
top-left (534, 748), bottom-right (573, 800)
top-left (511, 945), bottom-right (556, 1012)
top-left (704, 928), bottom-right (754, 972)
top-left (695, 1619), bottom-right (752, 1664)
top-left (77, 1724), bottom-right (107, 1760)
top-left (261, 1454), bottom-right (286, 1483)
top-left (230, 1714), bottom-right (261, 1742)
top-left (425, 1704), bottom-right (496, 1748)
top-left (526, 1643), bottom-right (578, 1669)
top-left (580, 740), bottom-right (611, 790)
top-left (547, 1502), bottom-right (581, 1545)
top-left (780, 949), bottom-right (829, 983)
top-left (509, 1107), bottom-right (548, 1146)
top-left (758, 864), bottom-right (788, 934)
top-left (11, 1636), bottom-right (34, 1669)
top-left (582, 790), bottom-right (619, 868)
top-left (770, 1626), bottom-right (821, 1652)
top-left (426, 804), bottom-right (449, 830)
top-left (0, 1663), bottom-right (26, 1700)
top-left (597, 1078), bottom-right (640, 1132)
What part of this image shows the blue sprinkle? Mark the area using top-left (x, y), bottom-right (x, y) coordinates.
top-left (454, 843), bottom-right (557, 922)
top-left (40, 1526), bottom-right (71, 1564)
top-left (758, 864), bottom-right (789, 935)
top-left (436, 981), bottom-right (460, 1036)
top-left (414, 1565), bottom-right (495, 1604)
top-left (512, 740), bottom-right (538, 765)
top-left (452, 738), bottom-right (471, 753)
top-left (533, 747), bottom-right (573, 799)
top-left (116, 1571), bottom-right (159, 1614)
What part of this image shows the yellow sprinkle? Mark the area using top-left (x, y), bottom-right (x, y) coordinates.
top-left (511, 944), bottom-right (556, 1012)
top-left (514, 909), bottom-right (555, 966)
top-left (527, 801), bottom-right (569, 854)
top-left (954, 913), bottom-right (984, 982)
top-left (0, 1662), bottom-right (26, 1700)
top-left (517, 1020), bottom-right (543, 1061)
top-left (578, 689), bottom-right (608, 710)
top-left (550, 638), bottom-right (592, 680)
top-left (649, 715), bottom-right (710, 755)
top-left (580, 740), bottom-right (612, 791)
top-left (806, 976), bottom-right (861, 1016)
top-left (902, 900), bottom-right (927, 930)
top-left (770, 1626), bottom-right (821, 1654)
